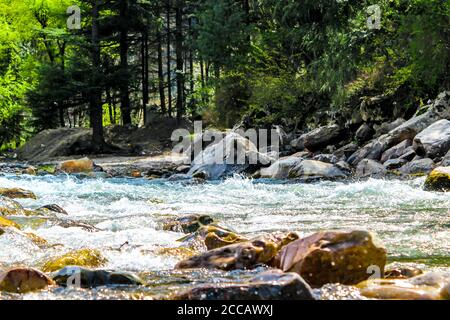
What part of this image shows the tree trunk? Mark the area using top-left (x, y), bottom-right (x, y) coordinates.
top-left (166, 1), bottom-right (172, 118)
top-left (120, 0), bottom-right (131, 125)
top-left (175, 0), bottom-right (184, 123)
top-left (90, 0), bottom-right (104, 151)
top-left (141, 30), bottom-right (149, 124)
top-left (157, 9), bottom-right (167, 116)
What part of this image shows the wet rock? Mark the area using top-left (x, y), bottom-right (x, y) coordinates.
top-left (385, 266), bottom-right (423, 279)
top-left (0, 196), bottom-right (26, 216)
top-left (0, 216), bottom-right (20, 229)
top-left (424, 167), bottom-right (450, 192)
top-left (162, 214), bottom-right (215, 234)
top-left (188, 133), bottom-right (274, 180)
top-left (381, 139), bottom-right (413, 163)
top-left (58, 157), bottom-right (94, 174)
top-left (413, 119), bottom-right (450, 158)
top-left (274, 231), bottom-right (387, 288)
top-left (53, 266), bottom-right (143, 288)
top-left (356, 159), bottom-right (386, 178)
top-left (312, 154), bottom-right (339, 164)
top-left (260, 156), bottom-right (303, 179)
top-left (39, 204), bottom-right (68, 215)
top-left (175, 165), bottom-right (191, 174)
top-left (0, 187), bottom-right (37, 200)
top-left (0, 268), bottom-right (54, 293)
top-left (175, 270), bottom-right (314, 300)
top-left (23, 166), bottom-right (37, 176)
top-left (42, 248), bottom-right (107, 272)
top-left (356, 123), bottom-right (374, 144)
top-left (302, 124), bottom-right (343, 152)
top-left (357, 272), bottom-right (450, 300)
top-left (384, 158), bottom-right (407, 170)
top-left (176, 232), bottom-right (299, 271)
top-left (288, 160), bottom-right (347, 181)
top-left (203, 227), bottom-right (249, 250)
top-left (399, 158), bottom-right (435, 175)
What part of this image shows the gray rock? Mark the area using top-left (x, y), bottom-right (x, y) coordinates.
top-left (399, 148), bottom-right (417, 162)
top-left (356, 159), bottom-right (387, 178)
top-left (399, 158), bottom-right (435, 175)
top-left (413, 119), bottom-right (450, 158)
top-left (384, 158), bottom-right (407, 170)
top-left (335, 161), bottom-right (352, 175)
top-left (333, 143), bottom-right (359, 160)
top-left (175, 270), bottom-right (314, 300)
top-left (260, 156), bottom-right (303, 179)
top-left (302, 124), bottom-right (342, 151)
top-left (348, 135), bottom-right (391, 166)
top-left (441, 150), bottom-right (450, 166)
top-left (53, 266), bottom-right (144, 288)
top-left (374, 118), bottom-right (406, 137)
top-left (381, 139), bottom-right (413, 163)
top-left (356, 123), bottom-right (374, 144)
top-left (289, 160), bottom-right (347, 180)
top-left (312, 154), bottom-right (339, 164)
top-left (290, 136), bottom-right (305, 150)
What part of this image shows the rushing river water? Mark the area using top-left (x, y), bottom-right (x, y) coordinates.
top-left (0, 173), bottom-right (449, 299)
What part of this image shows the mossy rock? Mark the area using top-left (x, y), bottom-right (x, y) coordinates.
top-left (0, 196), bottom-right (26, 216)
top-left (42, 248), bottom-right (107, 272)
top-left (0, 188), bottom-right (37, 200)
top-left (424, 167), bottom-right (450, 192)
top-left (0, 216), bottom-right (21, 229)
top-left (162, 214), bottom-right (214, 234)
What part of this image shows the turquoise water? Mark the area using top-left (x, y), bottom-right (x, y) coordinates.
top-left (0, 174), bottom-right (449, 299)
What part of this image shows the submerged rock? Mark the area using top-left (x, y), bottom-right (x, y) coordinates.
top-left (0, 196), bottom-right (26, 216)
top-left (274, 231), bottom-right (387, 288)
top-left (175, 270), bottom-right (314, 300)
top-left (413, 119), bottom-right (450, 158)
top-left (42, 248), bottom-right (107, 272)
top-left (176, 232), bottom-right (298, 271)
top-left (0, 188), bottom-right (37, 200)
top-left (0, 216), bottom-right (20, 229)
top-left (384, 266), bottom-right (423, 279)
top-left (162, 214), bottom-right (214, 234)
top-left (53, 266), bottom-right (143, 288)
top-left (357, 272), bottom-right (450, 300)
top-left (424, 166), bottom-right (450, 192)
top-left (0, 268), bottom-right (54, 293)
top-left (58, 157), bottom-right (94, 174)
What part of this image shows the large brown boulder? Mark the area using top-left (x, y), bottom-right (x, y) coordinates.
top-left (0, 268), bottom-right (54, 293)
top-left (175, 232), bottom-right (299, 271)
top-left (174, 270), bottom-right (314, 300)
top-left (273, 231), bottom-right (387, 288)
top-left (58, 157), bottom-right (94, 174)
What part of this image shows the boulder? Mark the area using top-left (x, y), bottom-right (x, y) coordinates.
top-left (441, 150), bottom-right (450, 166)
top-left (357, 272), bottom-right (450, 300)
top-left (42, 248), bottom-right (107, 272)
top-left (384, 158), bottom-right (407, 170)
top-left (302, 124), bottom-right (343, 151)
top-left (385, 266), bottom-right (423, 279)
top-left (0, 268), bottom-right (54, 293)
top-left (260, 156), bottom-right (303, 179)
top-left (347, 134), bottom-right (391, 166)
top-left (413, 119), bottom-right (450, 158)
top-left (374, 118), bottom-right (406, 138)
top-left (177, 225), bottom-right (248, 251)
top-left (176, 232), bottom-right (299, 271)
top-left (290, 136), bottom-right (305, 150)
top-left (398, 147), bottom-right (417, 162)
top-left (424, 167), bottom-right (450, 192)
top-left (16, 127), bottom-right (92, 161)
top-left (288, 160), bottom-right (347, 181)
top-left (381, 139), bottom-right (413, 163)
top-left (188, 133), bottom-right (274, 180)
top-left (399, 158), bottom-right (435, 175)
top-left (53, 266), bottom-right (143, 288)
top-left (333, 143), bottom-right (359, 161)
top-left (356, 159), bottom-right (387, 178)
top-left (355, 123), bottom-right (374, 144)
top-left (162, 214), bottom-right (214, 234)
top-left (273, 231), bottom-right (387, 288)
top-left (174, 270), bottom-right (314, 300)
top-left (0, 188), bottom-right (37, 200)
top-left (58, 157), bottom-right (94, 174)
top-left (335, 161), bottom-right (352, 175)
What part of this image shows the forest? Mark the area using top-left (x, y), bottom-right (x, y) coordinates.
top-left (0, 0), bottom-right (448, 152)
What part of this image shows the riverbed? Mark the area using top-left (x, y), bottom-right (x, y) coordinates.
top-left (0, 173), bottom-right (449, 299)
